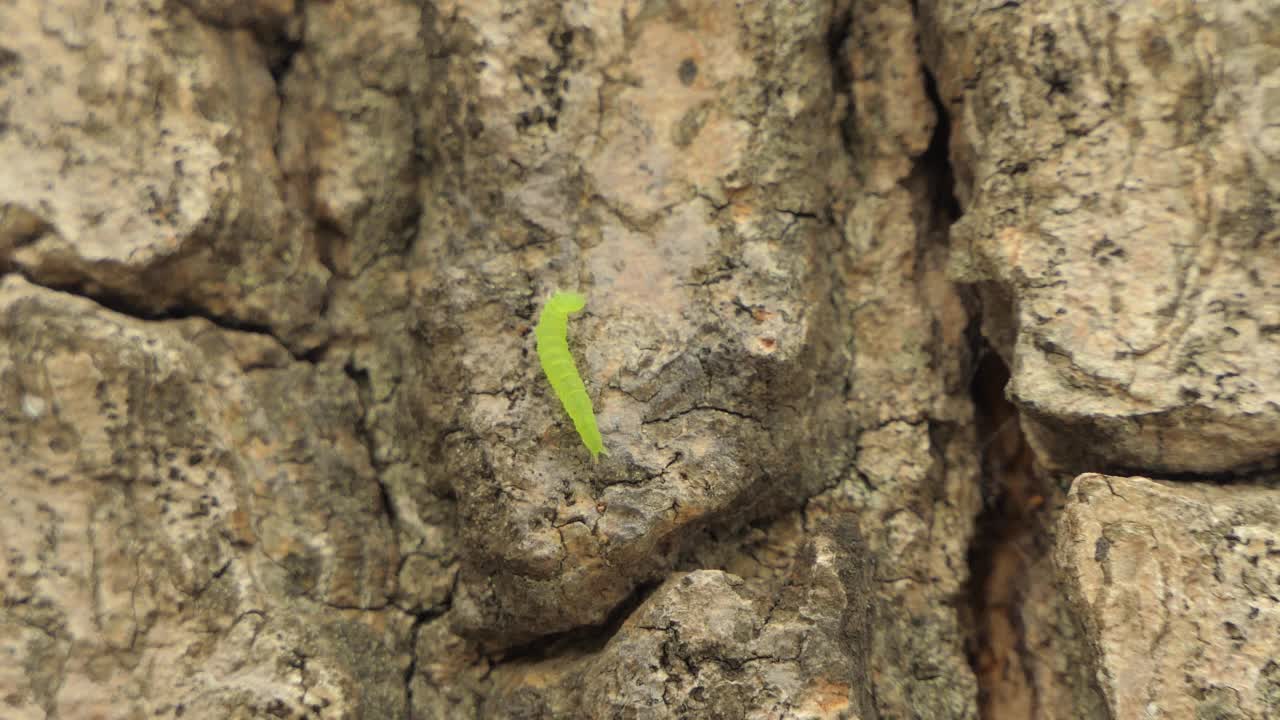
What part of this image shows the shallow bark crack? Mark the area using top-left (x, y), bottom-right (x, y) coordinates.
top-left (400, 604), bottom-right (450, 720)
top-left (642, 404), bottom-right (762, 426)
top-left (485, 577), bottom-right (663, 667)
top-left (2, 268), bottom-right (323, 363)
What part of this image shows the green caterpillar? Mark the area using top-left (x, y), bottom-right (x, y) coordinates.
top-left (536, 291), bottom-right (606, 462)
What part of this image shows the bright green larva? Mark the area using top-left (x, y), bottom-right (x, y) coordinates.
top-left (536, 291), bottom-right (606, 462)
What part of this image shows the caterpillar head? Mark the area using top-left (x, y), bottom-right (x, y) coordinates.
top-left (549, 290), bottom-right (586, 313)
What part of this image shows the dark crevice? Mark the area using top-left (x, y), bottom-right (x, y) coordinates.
top-left (1100, 460), bottom-right (1280, 487)
top-left (920, 67), bottom-right (962, 222)
top-left (402, 621), bottom-right (422, 720)
top-left (375, 472), bottom-right (397, 528)
top-left (266, 1), bottom-right (303, 192)
top-left (301, 343), bottom-right (329, 364)
top-left (314, 217), bottom-right (347, 279)
top-left (824, 7), bottom-right (856, 155)
top-left (401, 606), bottom-right (449, 720)
top-left (343, 359), bottom-right (398, 528)
top-left (964, 349), bottom-right (1051, 720)
top-left (3, 268), bottom-right (318, 363)
top-left (486, 578), bottom-right (662, 666)
top-left (961, 348), bottom-right (1114, 718)
top-left (267, 24), bottom-right (303, 85)
top-left (911, 44), bottom-right (1036, 720)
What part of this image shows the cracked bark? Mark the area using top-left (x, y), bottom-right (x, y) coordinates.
top-left (2, 0), bottom-right (1276, 719)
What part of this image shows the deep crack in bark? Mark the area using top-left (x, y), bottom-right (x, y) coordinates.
top-left (965, 350), bottom-right (1052, 719)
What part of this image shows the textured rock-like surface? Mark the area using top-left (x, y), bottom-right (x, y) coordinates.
top-left (398, 0), bottom-right (982, 716)
top-left (0, 0), bottom-right (328, 351)
top-left (473, 523), bottom-right (873, 720)
top-left (833, 2), bottom-right (983, 714)
top-left (0, 276), bottom-right (404, 718)
top-left (1057, 473), bottom-right (1280, 720)
top-left (417, 0), bottom-right (855, 650)
top-left (15, 0), bottom-right (1277, 718)
top-left (4, 0), bottom-right (984, 715)
top-left (922, 0), bottom-right (1280, 474)
top-left (407, 0), bottom-right (972, 675)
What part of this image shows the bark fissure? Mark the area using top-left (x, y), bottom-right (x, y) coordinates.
top-left (2, 269), bottom-right (314, 362)
top-left (486, 578), bottom-right (663, 666)
top-left (966, 350), bottom-right (1048, 720)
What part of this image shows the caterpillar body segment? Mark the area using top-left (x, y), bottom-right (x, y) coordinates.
top-left (535, 291), bottom-right (606, 461)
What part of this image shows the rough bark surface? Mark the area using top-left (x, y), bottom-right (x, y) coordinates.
top-left (1058, 474), bottom-right (1280, 720)
top-left (921, 0), bottom-right (1280, 476)
top-left (919, 2), bottom-right (1280, 717)
top-left (0, 277), bottom-right (406, 718)
top-left (0, 0), bottom-right (329, 351)
top-left (0, 0), bottom-right (1275, 719)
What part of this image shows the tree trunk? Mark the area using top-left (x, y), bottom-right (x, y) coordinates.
top-left (0, 1), bottom-right (1274, 718)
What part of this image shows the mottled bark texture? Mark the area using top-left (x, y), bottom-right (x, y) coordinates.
top-left (1058, 475), bottom-right (1280, 720)
top-left (0, 2), bottom-right (1274, 720)
top-left (919, 2), bottom-right (1280, 719)
top-left (921, 0), bottom-right (1280, 476)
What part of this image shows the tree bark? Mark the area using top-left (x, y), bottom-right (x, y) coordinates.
top-left (0, 1), bottom-right (1274, 718)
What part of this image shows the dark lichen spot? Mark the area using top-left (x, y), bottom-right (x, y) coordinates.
top-left (678, 58), bottom-right (698, 86)
top-left (1090, 236), bottom-right (1126, 265)
top-left (1261, 660), bottom-right (1280, 707)
top-left (1141, 34), bottom-right (1173, 70)
top-left (516, 107), bottom-right (541, 131)
top-left (282, 551), bottom-right (321, 597)
top-left (1094, 536), bottom-right (1110, 562)
top-left (672, 102), bottom-right (711, 147)
top-left (47, 435), bottom-right (70, 453)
